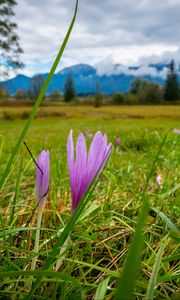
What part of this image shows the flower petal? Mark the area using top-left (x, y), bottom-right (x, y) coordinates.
top-left (87, 131), bottom-right (106, 182)
top-left (67, 130), bottom-right (75, 204)
top-left (74, 132), bottom-right (87, 209)
top-left (36, 150), bottom-right (50, 207)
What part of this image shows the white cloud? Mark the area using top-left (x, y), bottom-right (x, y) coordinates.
top-left (3, 0), bottom-right (179, 78)
top-left (96, 58), bottom-right (169, 79)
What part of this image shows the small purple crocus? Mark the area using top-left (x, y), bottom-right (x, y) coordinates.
top-left (115, 137), bottom-right (121, 147)
top-left (36, 150), bottom-right (50, 209)
top-left (67, 130), bottom-right (112, 211)
top-left (173, 128), bottom-right (180, 135)
top-left (155, 170), bottom-right (163, 188)
top-left (156, 174), bottom-right (162, 185)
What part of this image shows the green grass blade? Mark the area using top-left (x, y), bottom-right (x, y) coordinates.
top-left (0, 0), bottom-right (78, 193)
top-left (64, 258), bottom-right (118, 277)
top-left (9, 158), bottom-right (23, 225)
top-left (0, 270), bottom-right (81, 288)
top-left (0, 227), bottom-right (54, 238)
top-left (115, 132), bottom-right (169, 300)
top-left (0, 135), bottom-right (5, 159)
top-left (94, 277), bottom-right (110, 300)
top-left (146, 234), bottom-right (169, 300)
top-left (26, 175), bottom-right (99, 299)
top-left (151, 207), bottom-right (179, 233)
top-left (115, 198), bottom-right (150, 300)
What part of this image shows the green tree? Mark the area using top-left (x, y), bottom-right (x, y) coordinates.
top-left (164, 59), bottom-right (180, 101)
top-left (50, 88), bottom-right (61, 100)
top-left (15, 88), bottom-right (23, 99)
top-left (0, 0), bottom-right (23, 76)
top-left (30, 74), bottom-right (44, 100)
top-left (112, 92), bottom-right (125, 104)
top-left (63, 74), bottom-right (76, 102)
top-left (94, 80), bottom-right (103, 107)
top-left (129, 78), bottom-right (148, 95)
top-left (138, 82), bottom-right (162, 104)
top-left (0, 83), bottom-right (8, 98)
top-left (129, 78), bottom-right (162, 104)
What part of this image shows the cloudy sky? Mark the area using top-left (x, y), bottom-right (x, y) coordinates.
top-left (12, 0), bottom-right (180, 77)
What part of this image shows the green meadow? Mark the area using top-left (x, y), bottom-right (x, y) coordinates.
top-left (0, 105), bottom-right (179, 299)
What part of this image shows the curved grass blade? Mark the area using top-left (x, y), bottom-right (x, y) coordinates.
top-left (151, 207), bottom-right (179, 233)
top-left (146, 234), bottom-right (169, 300)
top-left (0, 270), bottom-right (81, 288)
top-left (0, 0), bottom-right (78, 193)
top-left (9, 158), bottom-right (23, 225)
top-left (0, 0), bottom-right (79, 253)
top-left (0, 227), bottom-right (54, 238)
top-left (26, 171), bottom-right (100, 299)
top-left (94, 277), bottom-right (110, 300)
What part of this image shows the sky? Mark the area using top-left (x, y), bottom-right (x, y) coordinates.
top-left (11, 0), bottom-right (180, 77)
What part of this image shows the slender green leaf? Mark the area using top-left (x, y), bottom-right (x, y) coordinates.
top-left (27, 171), bottom-right (100, 299)
top-left (0, 270), bottom-right (81, 288)
top-left (0, 0), bottom-right (78, 193)
top-left (64, 258), bottom-right (118, 277)
top-left (116, 198), bottom-right (150, 300)
top-left (79, 203), bottom-right (99, 221)
top-left (115, 132), bottom-right (169, 300)
top-left (151, 207), bottom-right (179, 233)
top-left (94, 277), bottom-right (110, 300)
top-left (0, 227), bottom-right (54, 238)
top-left (146, 234), bottom-right (169, 300)
top-left (157, 273), bottom-right (180, 283)
top-left (159, 183), bottom-right (180, 199)
top-left (0, 0), bottom-right (78, 249)
top-left (9, 158), bottom-right (23, 225)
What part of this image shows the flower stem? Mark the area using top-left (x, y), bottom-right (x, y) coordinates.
top-left (31, 208), bottom-right (43, 271)
top-left (55, 236), bottom-right (70, 271)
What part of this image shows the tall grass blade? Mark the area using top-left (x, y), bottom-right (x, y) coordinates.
top-left (0, 0), bottom-right (78, 192)
top-left (151, 207), bottom-right (179, 233)
top-left (146, 234), bottom-right (169, 300)
top-left (0, 270), bottom-right (81, 288)
top-left (26, 172), bottom-right (99, 299)
top-left (115, 132), bottom-right (169, 300)
top-left (94, 277), bottom-right (110, 300)
top-left (9, 158), bottom-right (22, 225)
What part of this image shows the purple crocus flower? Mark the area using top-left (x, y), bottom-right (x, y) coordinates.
top-left (67, 130), bottom-right (112, 211)
top-left (156, 174), bottom-right (162, 185)
top-left (36, 150), bottom-right (50, 209)
top-left (155, 169), bottom-right (163, 188)
top-left (173, 128), bottom-right (180, 135)
top-left (115, 137), bottom-right (121, 147)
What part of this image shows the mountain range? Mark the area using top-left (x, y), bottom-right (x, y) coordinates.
top-left (1, 62), bottom-right (179, 96)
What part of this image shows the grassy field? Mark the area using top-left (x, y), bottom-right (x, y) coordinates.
top-left (0, 105), bottom-right (179, 299)
top-left (0, 104), bottom-right (180, 120)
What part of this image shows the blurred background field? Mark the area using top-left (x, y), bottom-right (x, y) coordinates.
top-left (0, 102), bottom-right (180, 121)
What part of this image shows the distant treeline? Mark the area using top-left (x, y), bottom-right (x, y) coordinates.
top-left (0, 59), bottom-right (180, 105)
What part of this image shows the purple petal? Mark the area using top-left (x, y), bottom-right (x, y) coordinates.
top-left (36, 150), bottom-right (50, 208)
top-left (67, 130), bottom-right (75, 204)
top-left (74, 133), bottom-right (87, 209)
top-left (67, 130), bottom-right (112, 211)
top-left (87, 131), bottom-right (106, 182)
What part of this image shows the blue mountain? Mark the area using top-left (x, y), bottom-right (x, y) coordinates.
top-left (1, 63), bottom-right (176, 96)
